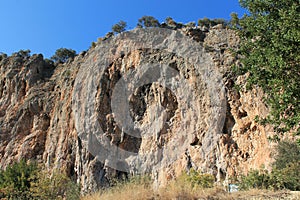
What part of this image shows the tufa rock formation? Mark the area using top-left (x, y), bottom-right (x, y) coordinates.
top-left (0, 26), bottom-right (276, 193)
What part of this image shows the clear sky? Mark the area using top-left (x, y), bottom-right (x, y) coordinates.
top-left (0, 0), bottom-right (246, 58)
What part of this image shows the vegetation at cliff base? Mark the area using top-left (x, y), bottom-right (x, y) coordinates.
top-left (239, 140), bottom-right (300, 191)
top-left (235, 0), bottom-right (300, 134)
top-left (0, 160), bottom-right (80, 200)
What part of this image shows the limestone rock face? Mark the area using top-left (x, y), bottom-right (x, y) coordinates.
top-left (0, 27), bottom-right (275, 193)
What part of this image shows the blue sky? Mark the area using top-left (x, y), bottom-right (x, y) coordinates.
top-left (0, 0), bottom-right (246, 58)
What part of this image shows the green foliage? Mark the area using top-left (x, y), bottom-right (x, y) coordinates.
top-left (30, 170), bottom-right (80, 200)
top-left (13, 49), bottom-right (31, 58)
top-left (0, 160), bottom-right (80, 200)
top-left (276, 161), bottom-right (300, 190)
top-left (112, 20), bottom-right (127, 34)
top-left (198, 17), bottom-right (210, 27)
top-left (179, 169), bottom-right (215, 188)
top-left (237, 0), bottom-right (300, 134)
top-left (0, 160), bottom-right (37, 199)
top-left (272, 140), bottom-right (300, 170)
top-left (239, 169), bottom-right (270, 190)
top-left (239, 162), bottom-right (300, 191)
top-left (239, 141), bottom-right (300, 191)
top-left (51, 48), bottom-right (76, 63)
top-left (137, 16), bottom-right (160, 28)
top-left (165, 17), bottom-right (176, 26)
top-left (198, 18), bottom-right (226, 27)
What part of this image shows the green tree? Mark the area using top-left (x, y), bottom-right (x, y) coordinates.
top-left (137, 16), bottom-right (160, 28)
top-left (197, 17), bottom-right (211, 27)
top-left (112, 20), bottom-right (127, 34)
top-left (51, 48), bottom-right (76, 63)
top-left (13, 49), bottom-right (31, 58)
top-left (0, 160), bottom-right (38, 199)
top-left (0, 161), bottom-right (80, 199)
top-left (236, 0), bottom-right (300, 134)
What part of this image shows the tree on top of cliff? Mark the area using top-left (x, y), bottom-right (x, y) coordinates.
top-left (112, 20), bottom-right (127, 34)
top-left (137, 16), bottom-right (160, 28)
top-left (51, 48), bottom-right (77, 63)
top-left (197, 18), bottom-right (226, 28)
top-left (236, 0), bottom-right (300, 134)
top-left (12, 49), bottom-right (31, 58)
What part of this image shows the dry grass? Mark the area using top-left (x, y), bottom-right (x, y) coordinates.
top-left (81, 178), bottom-right (300, 200)
top-left (81, 181), bottom-right (154, 200)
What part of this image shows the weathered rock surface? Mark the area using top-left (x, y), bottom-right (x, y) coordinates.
top-left (0, 26), bottom-right (276, 193)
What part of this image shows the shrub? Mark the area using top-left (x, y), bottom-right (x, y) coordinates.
top-left (0, 160), bottom-right (38, 199)
top-left (137, 16), bottom-right (160, 28)
top-left (13, 49), bottom-right (31, 58)
top-left (279, 161), bottom-right (300, 190)
top-left (240, 162), bottom-right (300, 191)
top-left (165, 17), bottom-right (176, 26)
top-left (51, 48), bottom-right (76, 63)
top-left (185, 21), bottom-right (196, 28)
top-left (0, 160), bottom-right (80, 200)
top-left (30, 170), bottom-right (80, 200)
top-left (90, 41), bottom-right (97, 49)
top-left (112, 20), bottom-right (127, 34)
top-left (179, 169), bottom-right (215, 188)
top-left (239, 141), bottom-right (300, 191)
top-left (198, 18), bottom-right (227, 28)
top-left (273, 140), bottom-right (300, 170)
top-left (239, 169), bottom-right (270, 190)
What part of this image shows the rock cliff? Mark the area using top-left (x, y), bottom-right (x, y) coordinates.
top-left (0, 26), bottom-right (276, 192)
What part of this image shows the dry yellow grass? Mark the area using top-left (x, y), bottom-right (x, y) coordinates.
top-left (81, 175), bottom-right (300, 200)
top-left (81, 181), bottom-right (154, 200)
